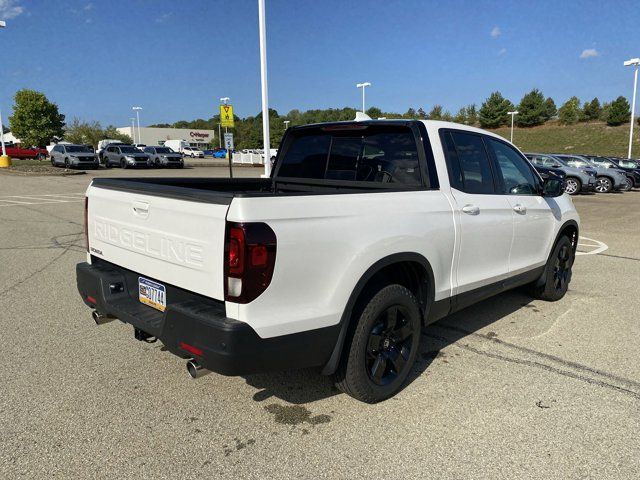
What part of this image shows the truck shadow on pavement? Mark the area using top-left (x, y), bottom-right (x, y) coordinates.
top-left (243, 289), bottom-right (536, 405)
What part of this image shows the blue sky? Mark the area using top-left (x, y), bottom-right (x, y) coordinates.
top-left (1, 0), bottom-right (639, 127)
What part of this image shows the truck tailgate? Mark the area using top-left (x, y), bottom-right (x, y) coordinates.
top-left (87, 181), bottom-right (229, 300)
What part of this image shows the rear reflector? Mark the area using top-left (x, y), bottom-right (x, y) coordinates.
top-left (86, 295), bottom-right (97, 305)
top-left (179, 342), bottom-right (203, 357)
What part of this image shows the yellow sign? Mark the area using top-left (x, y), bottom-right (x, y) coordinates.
top-left (220, 104), bottom-right (234, 127)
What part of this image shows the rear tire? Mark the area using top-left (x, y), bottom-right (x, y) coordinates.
top-left (622, 177), bottom-right (633, 191)
top-left (64, 158), bottom-right (70, 169)
top-left (334, 284), bottom-right (421, 403)
top-left (564, 177), bottom-right (581, 195)
top-left (121, 158), bottom-right (127, 169)
top-left (530, 236), bottom-right (575, 301)
top-left (595, 176), bottom-right (613, 193)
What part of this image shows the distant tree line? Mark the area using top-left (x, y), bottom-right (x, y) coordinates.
top-left (3, 88), bottom-right (635, 150)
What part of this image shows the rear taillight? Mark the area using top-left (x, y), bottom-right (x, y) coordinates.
top-left (224, 222), bottom-right (277, 304)
top-left (84, 196), bottom-right (89, 252)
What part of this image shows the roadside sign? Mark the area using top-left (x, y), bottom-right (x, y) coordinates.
top-left (224, 133), bottom-right (234, 150)
top-left (220, 104), bottom-right (234, 127)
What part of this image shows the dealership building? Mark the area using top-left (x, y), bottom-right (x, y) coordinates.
top-left (116, 126), bottom-right (216, 149)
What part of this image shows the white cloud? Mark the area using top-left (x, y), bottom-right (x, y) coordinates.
top-left (84, 2), bottom-right (93, 11)
top-left (498, 48), bottom-right (507, 56)
top-left (155, 12), bottom-right (172, 23)
top-left (490, 26), bottom-right (501, 38)
top-left (0, 0), bottom-right (24, 19)
top-left (580, 48), bottom-right (599, 59)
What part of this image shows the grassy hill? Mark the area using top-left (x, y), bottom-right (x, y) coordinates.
top-left (489, 121), bottom-right (640, 157)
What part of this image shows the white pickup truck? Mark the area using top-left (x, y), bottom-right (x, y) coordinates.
top-left (77, 119), bottom-right (579, 403)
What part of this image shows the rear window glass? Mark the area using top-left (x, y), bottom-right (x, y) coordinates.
top-left (276, 125), bottom-right (422, 186)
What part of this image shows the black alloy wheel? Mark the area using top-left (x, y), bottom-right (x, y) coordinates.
top-left (366, 305), bottom-right (415, 386)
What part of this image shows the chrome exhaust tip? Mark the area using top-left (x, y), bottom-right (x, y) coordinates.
top-left (92, 310), bottom-right (114, 325)
top-left (186, 359), bottom-right (206, 379)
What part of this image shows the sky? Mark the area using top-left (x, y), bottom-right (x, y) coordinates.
top-left (1, 0), bottom-right (639, 127)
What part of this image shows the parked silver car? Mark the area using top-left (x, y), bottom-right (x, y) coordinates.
top-left (525, 153), bottom-right (596, 195)
top-left (554, 154), bottom-right (628, 193)
top-left (103, 144), bottom-right (150, 169)
top-left (143, 146), bottom-right (184, 168)
top-left (50, 144), bottom-right (99, 169)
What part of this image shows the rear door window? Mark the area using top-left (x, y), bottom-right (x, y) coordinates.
top-left (442, 130), bottom-right (495, 194)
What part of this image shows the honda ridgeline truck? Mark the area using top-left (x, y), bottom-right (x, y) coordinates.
top-left (77, 119), bottom-right (579, 403)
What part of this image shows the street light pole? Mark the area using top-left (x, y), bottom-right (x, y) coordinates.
top-left (130, 118), bottom-right (136, 142)
top-left (132, 106), bottom-right (142, 144)
top-left (624, 58), bottom-right (640, 158)
top-left (507, 111), bottom-right (519, 143)
top-left (0, 20), bottom-right (9, 168)
top-left (356, 82), bottom-right (371, 113)
top-left (218, 123), bottom-right (222, 148)
top-left (284, 120), bottom-right (290, 129)
top-left (258, 0), bottom-right (271, 177)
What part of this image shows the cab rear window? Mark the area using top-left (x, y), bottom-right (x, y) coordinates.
top-left (276, 124), bottom-right (422, 186)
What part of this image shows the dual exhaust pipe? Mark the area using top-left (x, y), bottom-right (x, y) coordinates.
top-left (92, 310), bottom-right (115, 325)
top-left (92, 310), bottom-right (208, 379)
top-left (186, 359), bottom-right (209, 379)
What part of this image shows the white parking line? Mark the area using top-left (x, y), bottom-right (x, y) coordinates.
top-left (0, 193), bottom-right (85, 208)
top-left (576, 236), bottom-right (609, 256)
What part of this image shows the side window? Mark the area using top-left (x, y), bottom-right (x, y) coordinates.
top-left (487, 138), bottom-right (540, 195)
top-left (445, 131), bottom-right (495, 194)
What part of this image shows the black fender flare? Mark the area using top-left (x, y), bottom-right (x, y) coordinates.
top-left (321, 252), bottom-right (435, 375)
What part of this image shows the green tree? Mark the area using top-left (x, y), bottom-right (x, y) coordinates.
top-left (441, 110), bottom-right (453, 122)
top-left (479, 92), bottom-right (514, 128)
top-left (64, 118), bottom-right (105, 148)
top-left (466, 104), bottom-right (478, 125)
top-left (9, 89), bottom-right (65, 146)
top-left (599, 102), bottom-right (611, 121)
top-left (428, 105), bottom-right (443, 120)
top-left (453, 107), bottom-right (468, 124)
top-left (417, 107), bottom-right (427, 119)
top-left (558, 97), bottom-right (581, 125)
top-left (365, 107), bottom-right (383, 118)
top-left (606, 96), bottom-right (631, 126)
top-left (516, 89), bottom-right (546, 127)
top-left (581, 97), bottom-right (601, 121)
top-left (543, 97), bottom-right (557, 121)
top-left (404, 107), bottom-right (416, 118)
top-left (103, 126), bottom-right (133, 144)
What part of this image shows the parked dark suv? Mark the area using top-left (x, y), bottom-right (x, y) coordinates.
top-left (585, 156), bottom-right (640, 189)
top-left (103, 144), bottom-right (150, 169)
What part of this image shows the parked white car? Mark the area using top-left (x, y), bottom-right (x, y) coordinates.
top-left (182, 146), bottom-right (205, 158)
top-left (77, 119), bottom-right (579, 403)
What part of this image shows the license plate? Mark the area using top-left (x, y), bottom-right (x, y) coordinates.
top-left (138, 277), bottom-right (166, 312)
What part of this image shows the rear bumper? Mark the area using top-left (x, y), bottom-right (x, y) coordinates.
top-left (76, 259), bottom-right (339, 376)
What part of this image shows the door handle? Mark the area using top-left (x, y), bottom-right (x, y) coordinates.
top-left (462, 204), bottom-right (480, 215)
top-left (513, 204), bottom-right (527, 214)
top-left (132, 201), bottom-right (150, 217)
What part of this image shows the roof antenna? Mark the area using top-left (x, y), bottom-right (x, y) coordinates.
top-left (354, 112), bottom-right (372, 122)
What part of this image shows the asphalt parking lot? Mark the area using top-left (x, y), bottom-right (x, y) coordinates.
top-left (1, 167), bottom-right (638, 479)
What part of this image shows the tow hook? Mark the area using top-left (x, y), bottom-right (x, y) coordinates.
top-left (186, 359), bottom-right (208, 379)
top-left (134, 328), bottom-right (157, 343)
top-left (92, 310), bottom-right (115, 325)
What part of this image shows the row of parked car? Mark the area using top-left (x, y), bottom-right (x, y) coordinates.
top-left (49, 143), bottom-right (187, 169)
top-left (525, 153), bottom-right (640, 194)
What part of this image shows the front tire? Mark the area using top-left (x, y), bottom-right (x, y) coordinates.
top-left (564, 177), bottom-right (581, 195)
top-left (334, 284), bottom-right (421, 403)
top-left (595, 176), bottom-right (613, 193)
top-left (530, 235), bottom-right (575, 301)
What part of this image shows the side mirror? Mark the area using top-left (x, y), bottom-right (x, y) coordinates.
top-left (542, 177), bottom-right (565, 197)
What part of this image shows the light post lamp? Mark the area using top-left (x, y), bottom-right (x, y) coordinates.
top-left (624, 58), bottom-right (640, 158)
top-left (132, 106), bottom-right (142, 144)
top-left (356, 82), bottom-right (371, 113)
top-left (284, 120), bottom-right (290, 129)
top-left (507, 111), bottom-right (519, 143)
top-left (0, 20), bottom-right (10, 168)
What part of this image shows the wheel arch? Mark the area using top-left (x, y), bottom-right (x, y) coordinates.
top-left (321, 252), bottom-right (435, 375)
